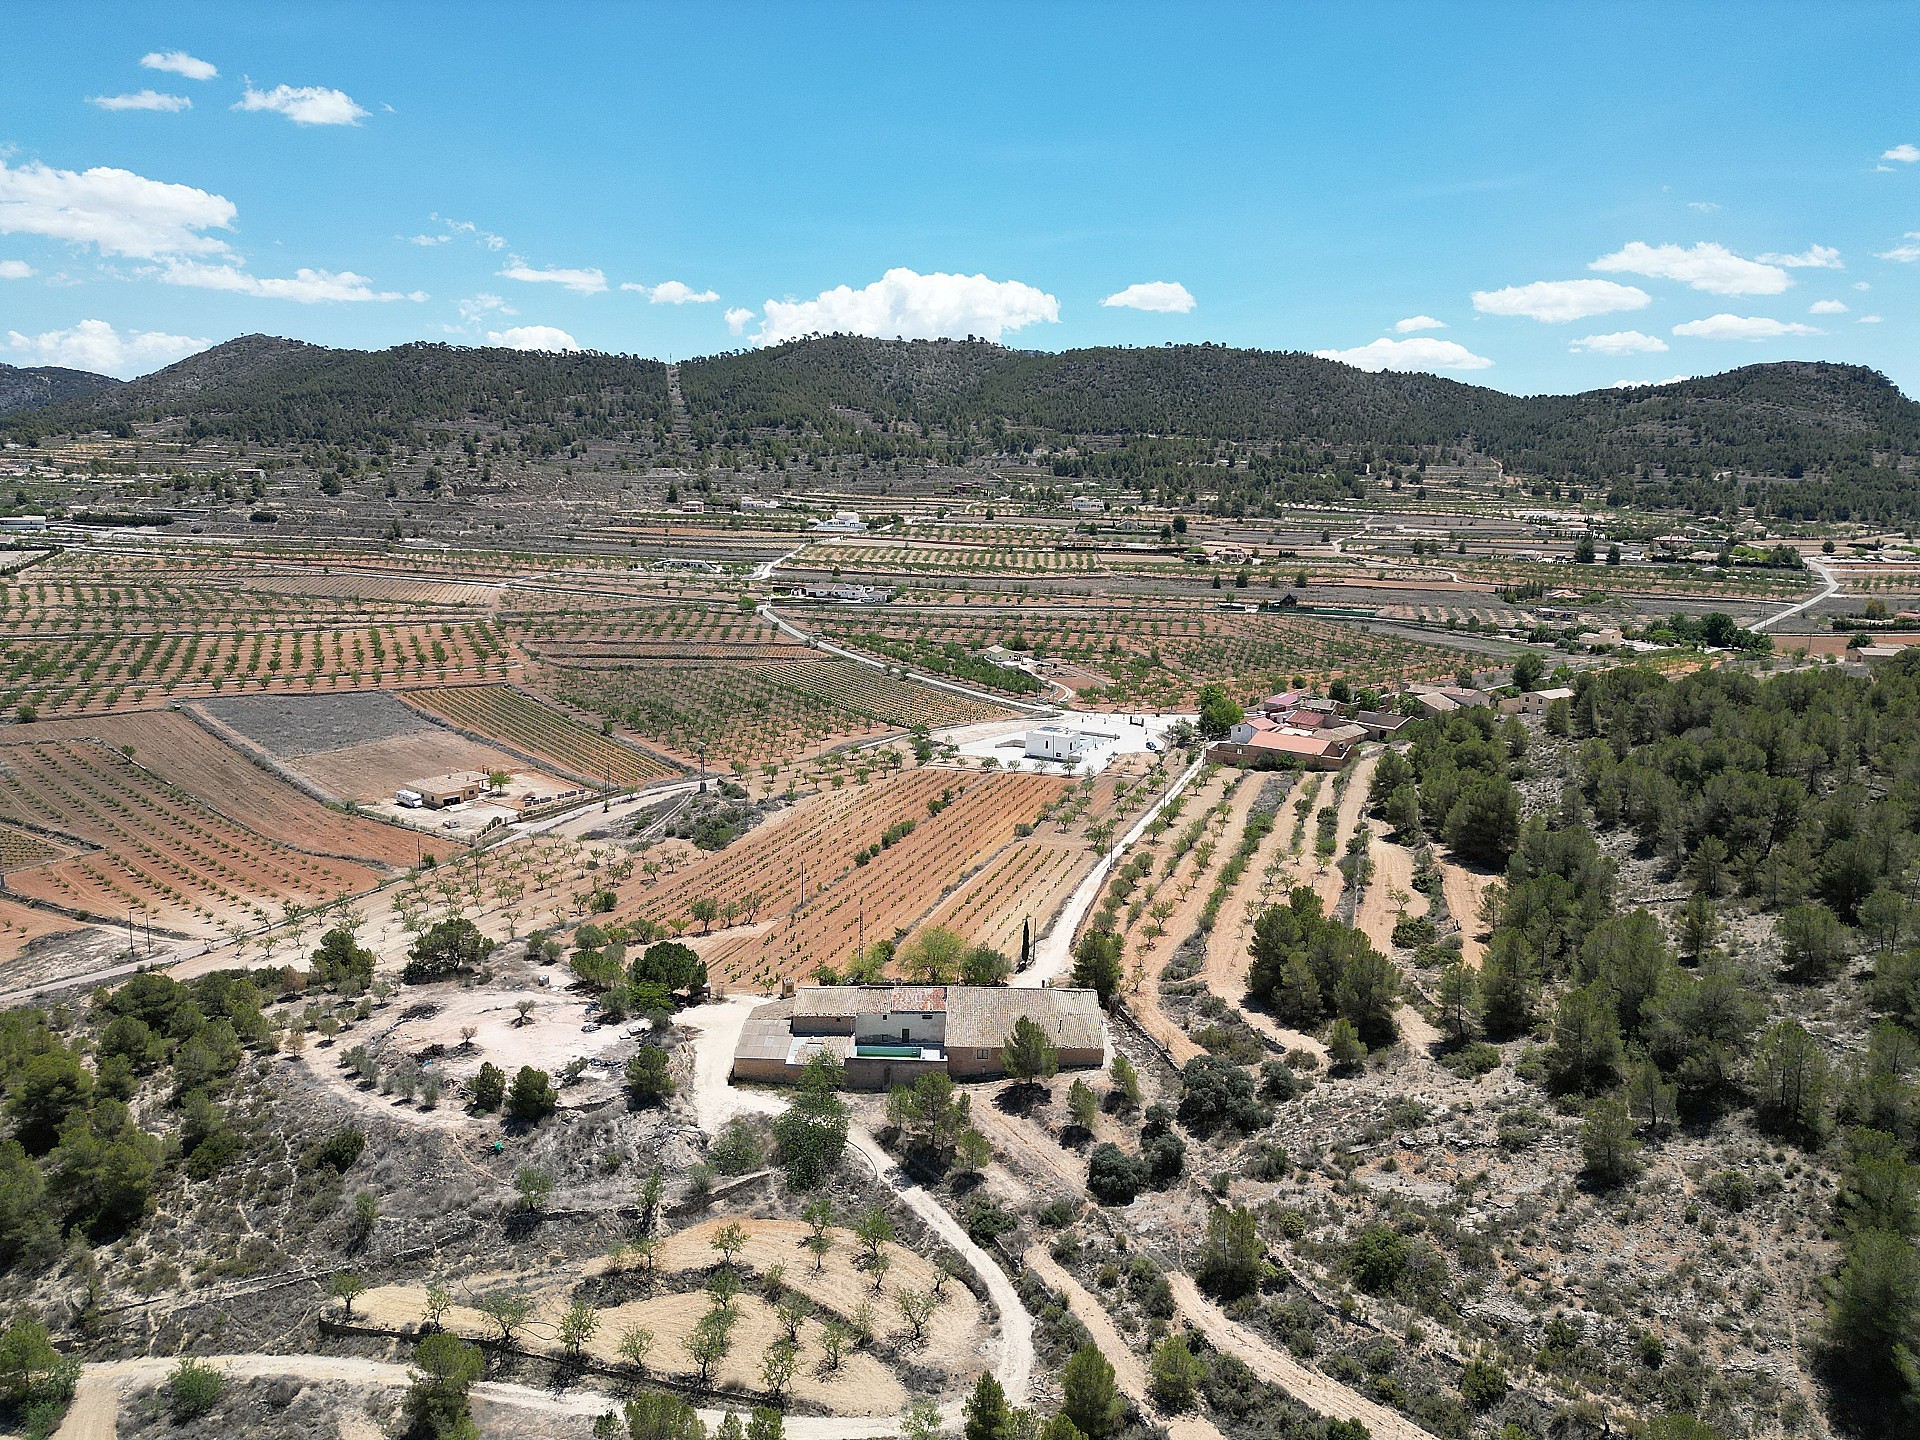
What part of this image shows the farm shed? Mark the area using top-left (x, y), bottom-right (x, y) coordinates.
top-left (732, 984), bottom-right (1105, 1088)
top-left (1352, 709), bottom-right (1415, 740)
top-left (405, 771), bottom-right (489, 808)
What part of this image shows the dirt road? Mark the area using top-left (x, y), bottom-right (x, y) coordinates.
top-left (1165, 1274), bottom-right (1441, 1440)
top-left (1018, 756), bottom-right (1207, 989)
top-left (53, 1352), bottom-right (909, 1439)
top-left (1352, 834), bottom-right (1425, 958)
top-left (1024, 1247), bottom-right (1226, 1440)
top-left (1438, 859), bottom-right (1494, 968)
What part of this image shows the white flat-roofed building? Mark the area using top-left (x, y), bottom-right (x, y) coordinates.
top-left (1024, 724), bottom-right (1092, 762)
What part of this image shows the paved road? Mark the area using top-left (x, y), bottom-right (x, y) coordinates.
top-left (1752, 555), bottom-right (1839, 634)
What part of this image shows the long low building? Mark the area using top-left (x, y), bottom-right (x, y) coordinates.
top-left (732, 983), bottom-right (1105, 1089)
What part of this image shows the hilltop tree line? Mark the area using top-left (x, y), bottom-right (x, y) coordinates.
top-left (7, 336), bottom-right (1918, 518)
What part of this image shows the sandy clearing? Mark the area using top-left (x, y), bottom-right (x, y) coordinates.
top-left (1438, 858), bottom-right (1495, 968)
top-left (52, 1351), bottom-right (908, 1440)
top-left (1025, 1247), bottom-right (1227, 1440)
top-left (1166, 1273), bottom-right (1441, 1440)
top-left (295, 730), bottom-right (549, 802)
top-left (1353, 834), bottom-right (1426, 958)
top-left (683, 994), bottom-right (788, 1134)
top-left (1394, 1002), bottom-right (1444, 1051)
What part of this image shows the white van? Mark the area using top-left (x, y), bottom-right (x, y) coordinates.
top-left (394, 789), bottom-right (425, 808)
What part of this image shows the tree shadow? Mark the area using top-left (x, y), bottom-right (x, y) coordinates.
top-left (995, 1082), bottom-right (1049, 1118)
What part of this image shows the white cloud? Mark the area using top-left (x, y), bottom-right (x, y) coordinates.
top-left (1609, 375), bottom-right (1691, 389)
top-left (405, 233), bottom-right (451, 246)
top-left (1312, 337), bottom-right (1493, 372)
top-left (0, 260), bottom-right (33, 280)
top-left (1878, 233), bottom-right (1920, 264)
top-left (1471, 279), bottom-right (1649, 323)
top-left (141, 51), bottom-right (217, 81)
top-left (424, 215), bottom-right (506, 250)
top-left (1859, 314), bottom-right (1885, 324)
top-left (1671, 314), bottom-right (1820, 341)
top-left (5, 318), bottom-right (209, 377)
top-left (621, 280), bottom-right (720, 304)
top-left (235, 84), bottom-right (368, 127)
top-left (89, 90), bottom-right (191, 112)
top-left (457, 293), bottom-right (513, 323)
top-left (1571, 330), bottom-right (1668, 356)
top-left (1757, 244), bottom-right (1842, 270)
top-left (1591, 241), bottom-right (1789, 296)
top-left (725, 307), bottom-right (754, 336)
top-left (159, 259), bottom-right (422, 303)
top-left (1687, 201), bottom-right (1721, 213)
top-left (1100, 280), bottom-right (1195, 313)
top-left (499, 261), bottom-right (607, 295)
top-left (753, 267), bottom-right (1059, 346)
top-left (1809, 299), bottom-right (1849, 314)
top-left (1393, 315), bottom-right (1446, 333)
top-left (1882, 143), bottom-right (1920, 164)
top-left (486, 325), bottom-right (578, 352)
top-left (0, 158), bottom-right (235, 259)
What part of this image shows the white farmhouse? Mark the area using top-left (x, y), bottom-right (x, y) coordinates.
top-left (1024, 724), bottom-right (1092, 762)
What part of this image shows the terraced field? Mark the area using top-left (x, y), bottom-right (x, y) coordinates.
top-left (0, 738), bottom-right (390, 941)
top-left (552, 658), bottom-right (1015, 766)
top-left (922, 838), bottom-right (1086, 959)
top-left (609, 768), bottom-right (971, 934)
top-left (699, 770), bottom-right (1066, 986)
top-left (399, 684), bottom-right (678, 786)
top-left (16, 710), bottom-right (428, 868)
top-left (808, 602), bottom-right (1470, 708)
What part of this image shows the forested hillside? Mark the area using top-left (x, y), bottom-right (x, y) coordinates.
top-left (0, 362), bottom-right (119, 420)
top-left (1, 338), bottom-right (673, 452)
top-left (8, 333), bottom-right (1918, 517)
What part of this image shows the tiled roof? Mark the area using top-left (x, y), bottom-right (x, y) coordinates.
top-left (946, 986), bottom-right (1105, 1051)
top-left (792, 985), bottom-right (948, 1018)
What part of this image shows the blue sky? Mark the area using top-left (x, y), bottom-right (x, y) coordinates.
top-left (2, 2), bottom-right (1916, 394)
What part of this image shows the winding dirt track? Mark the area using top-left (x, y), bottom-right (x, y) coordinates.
top-left (1352, 834), bottom-right (1425, 958)
top-left (1024, 1246), bottom-right (1226, 1440)
top-left (1312, 754), bottom-right (1378, 909)
top-left (1439, 859), bottom-right (1494, 968)
top-left (1166, 1275), bottom-right (1441, 1440)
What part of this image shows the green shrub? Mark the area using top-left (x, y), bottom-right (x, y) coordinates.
top-left (167, 1358), bottom-right (224, 1421)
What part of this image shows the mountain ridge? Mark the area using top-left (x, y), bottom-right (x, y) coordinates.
top-left (0, 362), bottom-right (122, 419)
top-left (4, 334), bottom-right (1915, 493)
